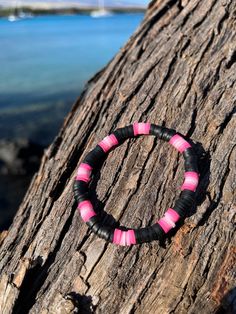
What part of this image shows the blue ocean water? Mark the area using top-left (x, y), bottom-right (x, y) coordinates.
top-left (0, 13), bottom-right (144, 144)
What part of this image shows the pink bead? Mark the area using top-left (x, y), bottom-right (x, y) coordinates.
top-left (127, 229), bottom-right (136, 244)
top-left (76, 163), bottom-right (92, 182)
top-left (125, 231), bottom-right (131, 246)
top-left (110, 134), bottom-right (119, 145)
top-left (78, 200), bottom-right (96, 222)
top-left (133, 123), bottom-right (139, 136)
top-left (166, 208), bottom-right (180, 223)
top-left (98, 134), bottom-right (118, 153)
top-left (181, 183), bottom-right (195, 191)
top-left (186, 171), bottom-right (199, 180)
top-left (169, 134), bottom-right (191, 153)
top-left (76, 175), bottom-right (87, 182)
top-left (113, 228), bottom-right (122, 244)
top-left (119, 231), bottom-right (127, 246)
top-left (81, 163), bottom-right (92, 170)
top-left (181, 171), bottom-right (199, 191)
top-left (78, 200), bottom-right (92, 208)
top-left (157, 218), bottom-right (172, 233)
top-left (157, 207), bottom-right (181, 233)
top-left (133, 122), bottom-right (151, 136)
top-left (80, 210), bottom-right (96, 222)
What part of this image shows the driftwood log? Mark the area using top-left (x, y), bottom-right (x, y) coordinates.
top-left (0, 0), bottom-right (236, 313)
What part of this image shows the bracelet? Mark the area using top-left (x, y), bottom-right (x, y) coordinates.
top-left (73, 122), bottom-right (199, 246)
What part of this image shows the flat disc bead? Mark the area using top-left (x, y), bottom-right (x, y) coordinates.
top-left (113, 229), bottom-right (136, 246)
top-left (133, 122), bottom-right (151, 135)
top-left (169, 134), bottom-right (191, 152)
top-left (78, 200), bottom-right (96, 222)
top-left (98, 134), bottom-right (119, 153)
top-left (181, 171), bottom-right (199, 191)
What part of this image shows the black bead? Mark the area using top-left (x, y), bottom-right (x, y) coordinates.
top-left (184, 161), bottom-right (199, 172)
top-left (180, 189), bottom-right (196, 197)
top-left (136, 227), bottom-right (153, 243)
top-left (179, 197), bottom-right (193, 209)
top-left (74, 180), bottom-right (88, 195)
top-left (83, 145), bottom-right (106, 168)
top-left (151, 223), bottom-right (166, 241)
top-left (127, 125), bottom-right (135, 137)
top-left (150, 124), bottom-right (163, 138)
top-left (86, 215), bottom-right (99, 229)
top-left (161, 127), bottom-right (177, 141)
top-left (173, 199), bottom-right (187, 218)
top-left (183, 147), bottom-right (199, 172)
top-left (108, 229), bottom-right (114, 243)
top-left (186, 157), bottom-right (198, 166)
top-left (90, 222), bottom-right (101, 234)
top-left (180, 190), bottom-right (196, 201)
top-left (134, 229), bottom-right (142, 244)
top-left (112, 125), bottom-right (134, 142)
top-left (96, 225), bottom-right (105, 238)
top-left (73, 181), bottom-right (89, 203)
top-left (183, 147), bottom-right (197, 160)
top-left (112, 129), bottom-right (124, 143)
top-left (150, 124), bottom-right (176, 141)
top-left (119, 127), bottom-right (128, 140)
top-left (75, 194), bottom-right (89, 203)
top-left (172, 207), bottom-right (186, 218)
top-left (124, 125), bottom-right (134, 138)
top-left (175, 198), bottom-right (188, 210)
top-left (146, 226), bottom-right (156, 241)
top-left (96, 225), bottom-right (113, 242)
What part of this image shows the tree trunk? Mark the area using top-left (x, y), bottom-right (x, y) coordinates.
top-left (0, 0), bottom-right (235, 313)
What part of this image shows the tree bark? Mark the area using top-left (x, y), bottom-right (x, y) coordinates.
top-left (0, 0), bottom-right (236, 313)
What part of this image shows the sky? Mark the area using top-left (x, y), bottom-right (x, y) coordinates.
top-left (0, 1), bottom-right (150, 8)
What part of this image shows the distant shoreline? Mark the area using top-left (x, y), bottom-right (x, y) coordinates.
top-left (0, 6), bottom-right (146, 17)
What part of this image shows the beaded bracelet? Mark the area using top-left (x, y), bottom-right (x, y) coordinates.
top-left (73, 122), bottom-right (199, 246)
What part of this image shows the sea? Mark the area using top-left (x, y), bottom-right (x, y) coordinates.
top-left (0, 13), bottom-right (144, 230)
top-left (0, 13), bottom-right (144, 145)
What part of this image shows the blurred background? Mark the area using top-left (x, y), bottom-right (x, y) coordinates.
top-left (0, 0), bottom-right (148, 230)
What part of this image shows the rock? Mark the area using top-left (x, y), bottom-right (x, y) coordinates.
top-left (0, 138), bottom-right (44, 175)
top-left (0, 138), bottom-right (45, 230)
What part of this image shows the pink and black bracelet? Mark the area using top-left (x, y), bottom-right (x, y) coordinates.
top-left (73, 122), bottom-right (199, 246)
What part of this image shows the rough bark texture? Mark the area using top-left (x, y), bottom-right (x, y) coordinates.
top-left (0, 0), bottom-right (236, 313)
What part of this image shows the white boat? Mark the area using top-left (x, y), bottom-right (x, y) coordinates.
top-left (18, 11), bottom-right (34, 19)
top-left (91, 0), bottom-right (113, 18)
top-left (7, 0), bottom-right (33, 22)
top-left (8, 14), bottom-right (20, 22)
top-left (18, 10), bottom-right (34, 19)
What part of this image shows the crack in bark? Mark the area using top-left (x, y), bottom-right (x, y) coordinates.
top-left (177, 0), bottom-right (202, 29)
top-left (186, 107), bottom-right (197, 137)
top-left (197, 144), bottom-right (234, 227)
top-left (83, 242), bottom-right (110, 287)
top-left (192, 0), bottom-right (218, 30)
top-left (226, 49), bottom-right (236, 69)
top-left (215, 0), bottom-right (232, 35)
top-left (218, 107), bottom-right (236, 135)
